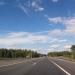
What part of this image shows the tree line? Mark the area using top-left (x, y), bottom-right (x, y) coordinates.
top-left (0, 48), bottom-right (42, 58)
top-left (48, 45), bottom-right (75, 59)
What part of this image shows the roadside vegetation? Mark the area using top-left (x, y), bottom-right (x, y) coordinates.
top-left (48, 45), bottom-right (75, 59)
top-left (0, 48), bottom-right (42, 59)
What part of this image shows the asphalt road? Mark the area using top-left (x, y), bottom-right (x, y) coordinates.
top-left (0, 57), bottom-right (75, 75)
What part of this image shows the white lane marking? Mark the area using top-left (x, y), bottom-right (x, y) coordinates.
top-left (50, 60), bottom-right (71, 75)
top-left (0, 61), bottom-right (26, 72)
top-left (58, 59), bottom-right (64, 61)
top-left (58, 58), bottom-right (75, 64)
top-left (0, 69), bottom-right (8, 71)
top-left (32, 62), bottom-right (37, 65)
top-left (0, 61), bottom-right (26, 68)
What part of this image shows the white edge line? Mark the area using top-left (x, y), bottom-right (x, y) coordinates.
top-left (0, 61), bottom-right (26, 68)
top-left (0, 58), bottom-right (41, 68)
top-left (58, 59), bottom-right (75, 64)
top-left (32, 62), bottom-right (37, 65)
top-left (50, 60), bottom-right (71, 75)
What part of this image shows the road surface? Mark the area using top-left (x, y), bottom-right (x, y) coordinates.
top-left (0, 57), bottom-right (75, 75)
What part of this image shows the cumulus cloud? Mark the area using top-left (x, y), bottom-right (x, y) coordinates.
top-left (43, 16), bottom-right (75, 52)
top-left (64, 45), bottom-right (71, 49)
top-left (49, 29), bottom-right (63, 37)
top-left (48, 16), bottom-right (75, 37)
top-left (64, 17), bottom-right (75, 35)
top-left (48, 17), bottom-right (63, 24)
top-left (58, 39), bottom-right (67, 42)
top-left (52, 0), bottom-right (59, 3)
top-left (50, 38), bottom-right (67, 43)
top-left (50, 44), bottom-right (60, 48)
top-left (0, 32), bottom-right (48, 47)
top-left (0, 31), bottom-right (69, 52)
top-left (31, 0), bottom-right (44, 12)
top-left (0, 31), bottom-right (72, 52)
top-left (1, 16), bottom-right (72, 51)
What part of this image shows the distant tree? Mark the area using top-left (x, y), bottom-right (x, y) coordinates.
top-left (48, 51), bottom-right (72, 58)
top-left (0, 48), bottom-right (41, 58)
top-left (71, 45), bottom-right (75, 51)
top-left (71, 45), bottom-right (75, 58)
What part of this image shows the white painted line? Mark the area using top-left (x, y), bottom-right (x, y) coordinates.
top-left (50, 60), bottom-right (71, 75)
top-left (58, 58), bottom-right (75, 64)
top-left (0, 61), bottom-right (26, 68)
top-left (0, 69), bottom-right (8, 72)
top-left (32, 62), bottom-right (37, 65)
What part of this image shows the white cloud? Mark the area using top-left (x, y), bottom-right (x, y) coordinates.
top-left (49, 29), bottom-right (63, 37)
top-left (64, 17), bottom-right (75, 35)
top-left (58, 39), bottom-right (67, 42)
top-left (52, 0), bottom-right (59, 3)
top-left (31, 0), bottom-right (44, 12)
top-left (17, 0), bottom-right (44, 15)
top-left (64, 45), bottom-right (71, 49)
top-left (48, 16), bottom-right (75, 37)
top-left (1, 15), bottom-right (75, 52)
top-left (0, 32), bottom-right (48, 47)
top-left (35, 7), bottom-right (44, 11)
top-left (32, 1), bottom-right (36, 7)
top-left (50, 38), bottom-right (59, 43)
top-left (19, 4), bottom-right (29, 16)
top-left (8, 32), bottom-right (29, 38)
top-left (48, 17), bottom-right (64, 24)
top-left (43, 16), bottom-right (75, 52)
top-left (0, 30), bottom-right (72, 53)
top-left (50, 44), bottom-right (60, 48)
top-left (50, 39), bottom-right (67, 43)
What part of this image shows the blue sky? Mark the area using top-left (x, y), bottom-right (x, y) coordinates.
top-left (0, 0), bottom-right (75, 54)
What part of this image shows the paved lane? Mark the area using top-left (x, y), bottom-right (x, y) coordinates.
top-left (25, 57), bottom-right (66, 75)
top-left (0, 57), bottom-right (66, 75)
top-left (49, 57), bottom-right (75, 75)
top-left (0, 58), bottom-right (43, 75)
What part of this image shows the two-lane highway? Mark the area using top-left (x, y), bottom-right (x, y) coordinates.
top-left (49, 57), bottom-right (75, 75)
top-left (25, 57), bottom-right (66, 75)
top-left (0, 57), bottom-right (75, 75)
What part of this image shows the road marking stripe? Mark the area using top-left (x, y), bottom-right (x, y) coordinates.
top-left (0, 61), bottom-right (26, 68)
top-left (0, 61), bottom-right (26, 71)
top-left (0, 69), bottom-right (8, 71)
top-left (32, 62), bottom-right (37, 65)
top-left (58, 58), bottom-right (75, 64)
top-left (50, 60), bottom-right (71, 75)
